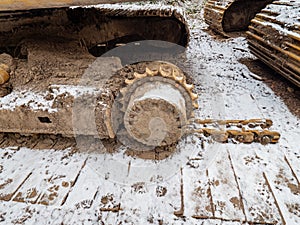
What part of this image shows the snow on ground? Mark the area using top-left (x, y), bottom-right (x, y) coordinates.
top-left (0, 0), bottom-right (300, 224)
top-left (0, 85), bottom-right (104, 112)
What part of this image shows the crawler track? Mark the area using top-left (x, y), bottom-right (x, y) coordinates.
top-left (204, 0), bottom-right (273, 34)
top-left (0, 6), bottom-right (189, 50)
top-left (247, 0), bottom-right (300, 87)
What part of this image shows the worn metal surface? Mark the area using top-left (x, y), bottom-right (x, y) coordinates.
top-left (0, 5), bottom-right (189, 142)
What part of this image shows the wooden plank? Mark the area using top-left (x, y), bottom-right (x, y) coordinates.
top-left (251, 90), bottom-right (300, 224)
top-left (64, 150), bottom-right (182, 223)
top-left (37, 153), bottom-right (87, 206)
top-left (0, 148), bottom-right (46, 201)
top-left (183, 162), bottom-right (214, 219)
top-left (71, 150), bottom-right (184, 219)
top-left (207, 147), bottom-right (246, 221)
top-left (120, 175), bottom-right (181, 220)
top-left (63, 160), bottom-right (100, 208)
top-left (12, 149), bottom-right (86, 206)
top-left (255, 146), bottom-right (300, 225)
top-left (279, 130), bottom-right (300, 184)
top-left (11, 149), bottom-right (67, 204)
top-left (115, 169), bottom-right (182, 222)
top-left (70, 153), bottom-right (124, 213)
top-left (228, 145), bottom-right (281, 224)
top-left (285, 152), bottom-right (300, 184)
top-left (249, 81), bottom-right (300, 224)
top-left (61, 208), bottom-right (100, 225)
top-left (1, 201), bottom-right (91, 224)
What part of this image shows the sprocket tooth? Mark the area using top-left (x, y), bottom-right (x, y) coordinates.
top-left (183, 82), bottom-right (194, 91)
top-left (159, 66), bottom-right (172, 78)
top-left (145, 67), bottom-right (158, 76)
top-left (174, 75), bottom-right (184, 83)
top-left (173, 69), bottom-right (185, 84)
top-left (193, 101), bottom-right (199, 109)
top-left (134, 72), bottom-right (147, 79)
top-left (190, 92), bottom-right (198, 101)
top-left (172, 68), bottom-right (181, 79)
top-left (119, 87), bottom-right (127, 97)
top-left (125, 78), bottom-right (135, 85)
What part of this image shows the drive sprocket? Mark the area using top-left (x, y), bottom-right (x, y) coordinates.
top-left (110, 61), bottom-right (198, 149)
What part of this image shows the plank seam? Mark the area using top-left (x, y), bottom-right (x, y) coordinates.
top-left (206, 169), bottom-right (216, 217)
top-left (227, 149), bottom-right (247, 222)
top-left (284, 155), bottom-right (300, 185)
top-left (60, 157), bottom-right (88, 206)
top-left (174, 167), bottom-right (184, 217)
top-left (9, 172), bottom-right (33, 202)
top-left (263, 172), bottom-right (286, 225)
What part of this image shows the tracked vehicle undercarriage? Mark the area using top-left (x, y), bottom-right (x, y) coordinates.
top-left (0, 0), bottom-right (280, 152)
top-left (204, 0), bottom-right (274, 34)
top-left (247, 1), bottom-right (300, 87)
top-left (204, 0), bottom-right (300, 88)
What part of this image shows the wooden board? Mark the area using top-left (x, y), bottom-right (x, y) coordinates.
top-left (228, 145), bottom-right (281, 224)
top-left (63, 158), bottom-right (102, 208)
top-left (114, 169), bottom-right (182, 223)
top-left (285, 152), bottom-right (300, 184)
top-left (0, 148), bottom-right (46, 201)
top-left (255, 146), bottom-right (300, 225)
top-left (206, 148), bottom-right (246, 221)
top-left (251, 88), bottom-right (300, 224)
top-left (12, 149), bottom-right (86, 206)
top-left (183, 163), bottom-right (214, 219)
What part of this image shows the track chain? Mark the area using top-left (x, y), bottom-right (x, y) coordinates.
top-left (191, 119), bottom-right (280, 145)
